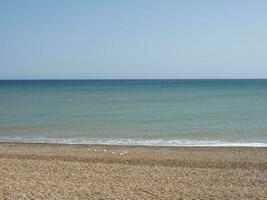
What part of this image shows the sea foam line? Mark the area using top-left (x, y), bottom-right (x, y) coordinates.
top-left (0, 136), bottom-right (267, 147)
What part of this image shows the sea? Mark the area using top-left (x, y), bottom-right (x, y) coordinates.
top-left (0, 79), bottom-right (266, 147)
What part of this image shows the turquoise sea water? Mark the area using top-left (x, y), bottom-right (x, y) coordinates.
top-left (0, 80), bottom-right (266, 146)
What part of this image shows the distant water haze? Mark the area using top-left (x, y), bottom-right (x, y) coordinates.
top-left (0, 80), bottom-right (266, 146)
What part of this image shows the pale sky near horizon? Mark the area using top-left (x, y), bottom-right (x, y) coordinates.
top-left (0, 0), bottom-right (267, 79)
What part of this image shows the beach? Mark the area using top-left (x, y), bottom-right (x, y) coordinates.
top-left (1, 0), bottom-right (267, 199)
top-left (0, 143), bottom-right (266, 199)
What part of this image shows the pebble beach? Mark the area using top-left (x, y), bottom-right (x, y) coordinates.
top-left (0, 143), bottom-right (266, 199)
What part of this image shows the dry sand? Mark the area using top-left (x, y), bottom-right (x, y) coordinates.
top-left (0, 142), bottom-right (266, 199)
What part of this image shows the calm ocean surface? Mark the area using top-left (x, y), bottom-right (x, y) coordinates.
top-left (0, 80), bottom-right (266, 146)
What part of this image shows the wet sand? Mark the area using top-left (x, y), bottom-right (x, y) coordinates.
top-left (0, 142), bottom-right (266, 199)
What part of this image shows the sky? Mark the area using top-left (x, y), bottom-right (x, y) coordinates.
top-left (0, 0), bottom-right (267, 79)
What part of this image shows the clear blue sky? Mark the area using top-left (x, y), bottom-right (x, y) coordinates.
top-left (0, 0), bottom-right (267, 79)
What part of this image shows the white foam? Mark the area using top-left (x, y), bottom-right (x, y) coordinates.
top-left (0, 136), bottom-right (266, 147)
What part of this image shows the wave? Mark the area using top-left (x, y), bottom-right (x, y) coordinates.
top-left (0, 136), bottom-right (266, 147)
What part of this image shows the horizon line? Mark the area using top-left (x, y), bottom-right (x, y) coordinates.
top-left (0, 78), bottom-right (267, 81)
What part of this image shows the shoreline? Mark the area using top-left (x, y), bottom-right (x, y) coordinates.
top-left (1, 139), bottom-right (266, 147)
top-left (1, 142), bottom-right (266, 199)
top-left (2, 141), bottom-right (267, 151)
